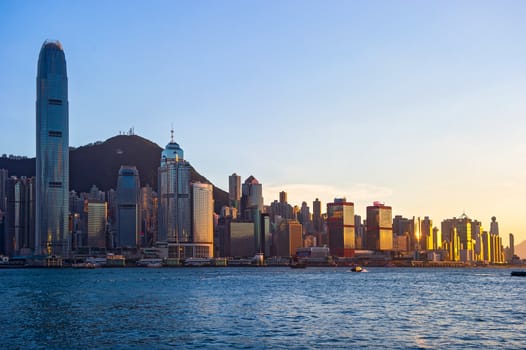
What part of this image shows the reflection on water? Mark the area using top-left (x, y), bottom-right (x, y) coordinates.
top-left (1, 267), bottom-right (525, 349)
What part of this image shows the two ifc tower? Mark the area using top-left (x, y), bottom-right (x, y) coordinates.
top-left (36, 40), bottom-right (69, 257)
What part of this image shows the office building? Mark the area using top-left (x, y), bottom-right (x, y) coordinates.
top-left (327, 198), bottom-right (355, 257)
top-left (35, 40), bottom-right (70, 257)
top-left (87, 200), bottom-right (107, 249)
top-left (191, 182), bottom-right (214, 257)
top-left (240, 176), bottom-right (263, 221)
top-left (229, 173), bottom-right (241, 210)
top-left (366, 201), bottom-right (393, 251)
top-left (312, 198), bottom-right (322, 233)
top-left (116, 166), bottom-right (140, 248)
top-left (441, 214), bottom-right (474, 262)
top-left (157, 132), bottom-right (191, 245)
top-left (273, 219), bottom-right (303, 257)
top-left (0, 169), bottom-right (7, 212)
top-left (5, 177), bottom-right (35, 256)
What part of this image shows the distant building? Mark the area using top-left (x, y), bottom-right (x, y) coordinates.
top-left (5, 177), bottom-right (35, 256)
top-left (87, 200), bottom-right (107, 249)
top-left (273, 219), bottom-right (303, 257)
top-left (140, 185), bottom-right (157, 247)
top-left (157, 132), bottom-right (191, 245)
top-left (441, 214), bottom-right (474, 262)
top-left (327, 198), bottom-right (355, 257)
top-left (366, 202), bottom-right (393, 251)
top-left (230, 222), bottom-right (255, 257)
top-left (269, 191), bottom-right (294, 223)
top-left (116, 166), bottom-right (140, 248)
top-left (0, 169), bottom-right (7, 212)
top-left (240, 176), bottom-right (263, 221)
top-left (191, 182), bottom-right (214, 257)
top-left (312, 198), bottom-right (322, 233)
top-left (228, 173), bottom-right (241, 210)
top-left (509, 233), bottom-right (515, 259)
top-left (35, 40), bottom-right (70, 257)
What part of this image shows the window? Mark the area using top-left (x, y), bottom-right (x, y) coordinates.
top-left (48, 131), bottom-right (62, 137)
top-left (48, 99), bottom-right (62, 105)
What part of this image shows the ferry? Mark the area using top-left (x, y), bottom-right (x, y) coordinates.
top-left (184, 257), bottom-right (212, 267)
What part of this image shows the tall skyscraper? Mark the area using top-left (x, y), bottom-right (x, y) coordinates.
top-left (228, 173), bottom-right (241, 209)
top-left (192, 182), bottom-right (214, 257)
top-left (0, 169), bottom-right (8, 212)
top-left (312, 198), bottom-right (322, 233)
top-left (116, 166), bottom-right (140, 248)
top-left (5, 177), bottom-right (35, 256)
top-left (36, 40), bottom-right (69, 257)
top-left (509, 233), bottom-right (515, 259)
top-left (86, 200), bottom-right (107, 249)
top-left (366, 201), bottom-right (393, 251)
top-left (441, 214), bottom-right (474, 262)
top-left (327, 198), bottom-right (355, 257)
top-left (157, 132), bottom-right (191, 245)
top-left (240, 176), bottom-right (263, 221)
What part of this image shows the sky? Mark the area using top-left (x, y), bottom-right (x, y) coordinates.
top-left (1, 0), bottom-right (525, 244)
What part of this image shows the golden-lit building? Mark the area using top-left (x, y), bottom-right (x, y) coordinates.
top-left (327, 198), bottom-right (355, 257)
top-left (366, 201), bottom-right (392, 251)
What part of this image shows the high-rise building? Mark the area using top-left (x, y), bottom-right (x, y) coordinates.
top-left (35, 40), bottom-right (69, 257)
top-left (366, 201), bottom-right (393, 251)
top-left (228, 173), bottom-right (241, 209)
top-left (140, 185), bottom-right (157, 247)
top-left (240, 176), bottom-right (263, 221)
top-left (0, 169), bottom-right (8, 212)
top-left (509, 233), bottom-right (515, 259)
top-left (192, 182), bottom-right (214, 257)
top-left (157, 132), bottom-right (191, 245)
top-left (327, 198), bottom-right (355, 257)
top-left (116, 166), bottom-right (140, 248)
top-left (312, 198), bottom-right (322, 233)
top-left (420, 217), bottom-right (433, 251)
top-left (441, 214), bottom-right (474, 262)
top-left (5, 177), bottom-right (35, 256)
top-left (490, 216), bottom-right (499, 235)
top-left (87, 200), bottom-right (107, 249)
top-left (273, 219), bottom-right (303, 257)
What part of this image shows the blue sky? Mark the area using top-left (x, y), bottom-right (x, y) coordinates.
top-left (1, 0), bottom-right (525, 243)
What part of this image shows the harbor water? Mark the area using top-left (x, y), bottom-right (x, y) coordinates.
top-left (1, 267), bottom-right (525, 349)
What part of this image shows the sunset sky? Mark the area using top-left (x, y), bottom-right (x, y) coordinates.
top-left (1, 1), bottom-right (525, 244)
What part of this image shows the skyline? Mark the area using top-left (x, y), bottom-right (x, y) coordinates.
top-left (1, 1), bottom-right (525, 243)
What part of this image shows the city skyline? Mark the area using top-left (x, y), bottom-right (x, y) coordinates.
top-left (1, 1), bottom-right (525, 243)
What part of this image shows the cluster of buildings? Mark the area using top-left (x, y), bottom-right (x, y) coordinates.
top-left (0, 40), bottom-right (519, 266)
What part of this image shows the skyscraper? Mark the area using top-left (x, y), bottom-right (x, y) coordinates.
top-left (0, 169), bottom-right (8, 212)
top-left (157, 132), bottom-right (191, 245)
top-left (5, 177), bottom-right (35, 256)
top-left (228, 173), bottom-right (241, 209)
top-left (192, 182), bottom-right (214, 257)
top-left (240, 176), bottom-right (263, 221)
top-left (327, 198), bottom-right (355, 257)
top-left (366, 201), bottom-right (393, 251)
top-left (116, 166), bottom-right (140, 248)
top-left (36, 40), bottom-right (69, 257)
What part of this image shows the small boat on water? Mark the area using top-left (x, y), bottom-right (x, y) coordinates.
top-left (511, 271), bottom-right (526, 277)
top-left (290, 262), bottom-right (307, 269)
top-left (350, 266), bottom-right (363, 272)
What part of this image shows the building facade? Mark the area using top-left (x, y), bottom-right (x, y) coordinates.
top-left (157, 134), bottom-right (191, 245)
top-left (366, 201), bottom-right (393, 251)
top-left (327, 198), bottom-right (355, 257)
top-left (116, 166), bottom-right (140, 248)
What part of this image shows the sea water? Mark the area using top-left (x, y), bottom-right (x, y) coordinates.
top-left (1, 267), bottom-right (525, 349)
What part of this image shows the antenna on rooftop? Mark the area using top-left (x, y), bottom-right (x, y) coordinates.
top-left (170, 123), bottom-right (174, 142)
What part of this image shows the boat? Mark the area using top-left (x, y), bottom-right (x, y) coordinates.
top-left (511, 271), bottom-right (526, 277)
top-left (350, 266), bottom-right (363, 272)
top-left (290, 262), bottom-right (307, 269)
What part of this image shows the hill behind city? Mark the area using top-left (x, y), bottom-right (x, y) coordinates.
top-left (0, 134), bottom-right (228, 213)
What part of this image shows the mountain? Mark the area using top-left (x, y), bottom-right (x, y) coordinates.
top-left (0, 134), bottom-right (228, 213)
top-left (514, 240), bottom-right (526, 259)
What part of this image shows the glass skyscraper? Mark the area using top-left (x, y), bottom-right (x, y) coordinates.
top-left (35, 40), bottom-right (69, 257)
top-left (116, 166), bottom-right (140, 248)
top-left (158, 132), bottom-right (191, 244)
